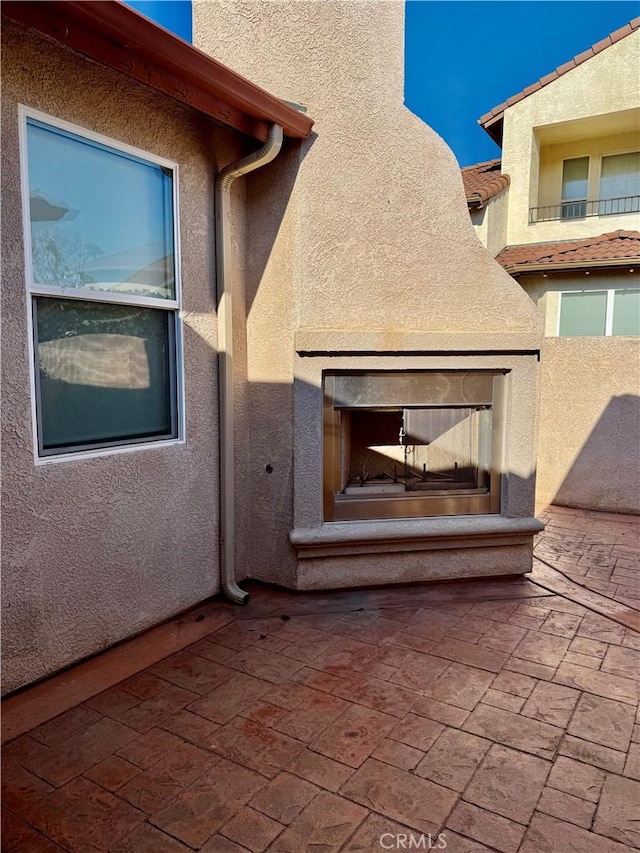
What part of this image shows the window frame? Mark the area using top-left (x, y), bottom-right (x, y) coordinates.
top-left (597, 148), bottom-right (640, 215)
top-left (556, 287), bottom-right (640, 337)
top-left (19, 105), bottom-right (186, 464)
top-left (322, 370), bottom-right (505, 522)
top-left (555, 149), bottom-right (640, 220)
top-left (559, 155), bottom-right (590, 220)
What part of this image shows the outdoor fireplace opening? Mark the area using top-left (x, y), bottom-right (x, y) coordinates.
top-left (323, 370), bottom-right (505, 521)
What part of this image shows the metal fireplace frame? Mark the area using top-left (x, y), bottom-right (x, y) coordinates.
top-left (323, 369), bottom-right (506, 521)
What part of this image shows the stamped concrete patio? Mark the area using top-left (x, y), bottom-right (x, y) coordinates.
top-left (2, 508), bottom-right (639, 853)
top-left (536, 506), bottom-right (640, 609)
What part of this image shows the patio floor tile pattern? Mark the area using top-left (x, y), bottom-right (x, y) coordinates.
top-left (536, 506), bottom-right (640, 608)
top-left (536, 785), bottom-right (597, 828)
top-left (2, 809), bottom-right (71, 853)
top-left (461, 743), bottom-right (550, 824)
top-left (413, 728), bottom-right (491, 791)
top-left (340, 758), bottom-right (457, 837)
top-left (446, 801), bottom-right (526, 853)
top-left (3, 511), bottom-right (640, 851)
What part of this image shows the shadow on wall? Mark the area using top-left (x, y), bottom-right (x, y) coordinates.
top-left (200, 127), bottom-right (314, 320)
top-left (244, 133), bottom-right (316, 315)
top-left (553, 394), bottom-right (640, 515)
top-left (239, 377), bottom-right (539, 588)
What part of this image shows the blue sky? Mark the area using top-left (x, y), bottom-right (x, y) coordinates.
top-left (126, 1), bottom-right (638, 167)
top-left (126, 1), bottom-right (192, 41)
top-left (405, 1), bottom-right (639, 166)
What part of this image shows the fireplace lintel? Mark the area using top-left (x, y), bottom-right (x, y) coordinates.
top-left (295, 329), bottom-right (542, 356)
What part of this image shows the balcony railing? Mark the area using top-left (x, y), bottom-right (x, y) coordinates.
top-left (529, 195), bottom-right (640, 224)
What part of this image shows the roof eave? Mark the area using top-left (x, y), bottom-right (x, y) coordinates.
top-left (478, 115), bottom-right (504, 146)
top-left (2, 0), bottom-right (314, 142)
top-left (477, 17), bottom-right (639, 145)
top-left (503, 257), bottom-right (640, 276)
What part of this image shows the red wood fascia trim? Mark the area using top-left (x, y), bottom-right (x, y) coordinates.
top-left (3, 0), bottom-right (314, 141)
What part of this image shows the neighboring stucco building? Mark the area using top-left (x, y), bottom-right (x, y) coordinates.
top-left (463, 18), bottom-right (640, 515)
top-left (2, 0), bottom-right (542, 694)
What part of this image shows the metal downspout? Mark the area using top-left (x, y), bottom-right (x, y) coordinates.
top-left (215, 124), bottom-right (284, 604)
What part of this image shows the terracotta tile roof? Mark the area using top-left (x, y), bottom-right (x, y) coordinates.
top-left (496, 231), bottom-right (640, 273)
top-left (461, 159), bottom-right (510, 207)
top-left (478, 17), bottom-right (640, 144)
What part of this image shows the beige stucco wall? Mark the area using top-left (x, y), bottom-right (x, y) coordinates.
top-left (501, 30), bottom-right (640, 245)
top-left (470, 189), bottom-right (510, 257)
top-left (1, 21), bottom-right (246, 693)
top-left (195, 0), bottom-right (540, 337)
top-left (536, 336), bottom-right (640, 514)
top-left (194, 1), bottom-right (543, 587)
top-left (521, 272), bottom-right (640, 513)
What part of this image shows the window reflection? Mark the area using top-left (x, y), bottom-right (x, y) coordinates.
top-left (36, 299), bottom-right (175, 450)
top-left (27, 119), bottom-right (175, 299)
top-left (38, 334), bottom-right (151, 389)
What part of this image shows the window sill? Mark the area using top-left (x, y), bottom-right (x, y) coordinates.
top-left (34, 437), bottom-right (185, 466)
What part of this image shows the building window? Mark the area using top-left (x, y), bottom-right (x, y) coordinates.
top-left (323, 371), bottom-right (504, 521)
top-left (532, 151), bottom-right (640, 223)
top-left (560, 157), bottom-right (589, 219)
top-left (21, 110), bottom-right (182, 458)
top-left (598, 152), bottom-right (640, 215)
top-left (558, 289), bottom-right (640, 337)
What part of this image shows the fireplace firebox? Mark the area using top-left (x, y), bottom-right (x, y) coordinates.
top-left (323, 370), bottom-right (505, 521)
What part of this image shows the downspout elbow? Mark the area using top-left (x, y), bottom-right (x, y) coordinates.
top-left (215, 124), bottom-right (284, 605)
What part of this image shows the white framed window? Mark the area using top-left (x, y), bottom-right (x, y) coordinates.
top-left (558, 288), bottom-right (640, 337)
top-left (19, 107), bottom-right (184, 462)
